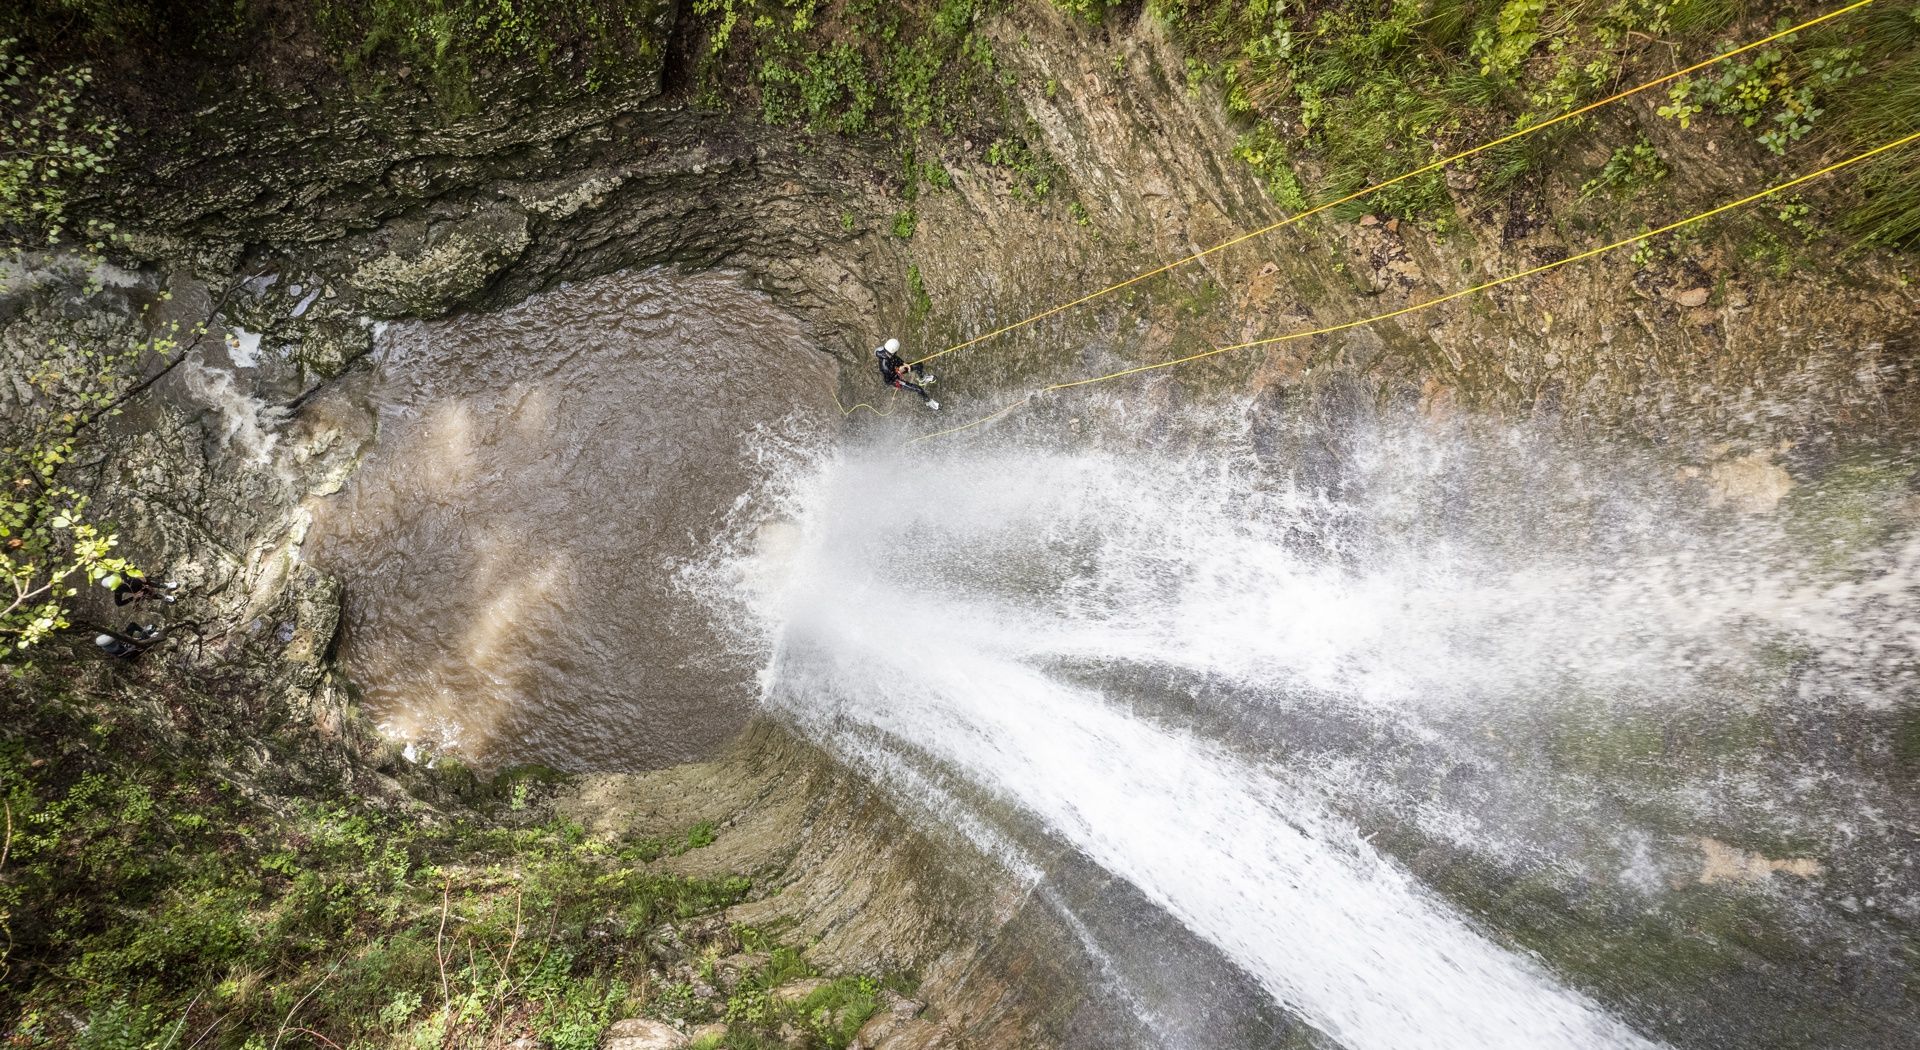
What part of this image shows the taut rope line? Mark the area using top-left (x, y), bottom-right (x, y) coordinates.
top-left (910, 130), bottom-right (1920, 444)
top-left (908, 0), bottom-right (1877, 370)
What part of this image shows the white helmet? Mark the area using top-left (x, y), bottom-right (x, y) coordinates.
top-left (884, 338), bottom-right (901, 353)
top-left (94, 634), bottom-right (116, 648)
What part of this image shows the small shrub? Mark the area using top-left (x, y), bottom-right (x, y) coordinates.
top-left (686, 820), bottom-right (718, 849)
top-left (907, 265), bottom-right (933, 319)
top-left (1580, 135), bottom-right (1670, 199)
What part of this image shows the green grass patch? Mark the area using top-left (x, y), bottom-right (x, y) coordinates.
top-left (0, 669), bottom-right (906, 1050)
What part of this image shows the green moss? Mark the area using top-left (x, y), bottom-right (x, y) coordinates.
top-left (1152, 0), bottom-right (1920, 247)
top-left (696, 0), bottom-right (1005, 142)
top-left (907, 263), bottom-right (933, 319)
top-left (1781, 453), bottom-right (1916, 572)
top-left (1895, 709), bottom-right (1920, 770)
top-left (1545, 709), bottom-right (1671, 782)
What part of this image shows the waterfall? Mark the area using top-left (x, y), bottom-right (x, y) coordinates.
top-left (686, 398), bottom-right (1913, 1049)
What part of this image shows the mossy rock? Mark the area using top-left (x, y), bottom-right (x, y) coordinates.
top-left (1782, 453), bottom-right (1917, 572)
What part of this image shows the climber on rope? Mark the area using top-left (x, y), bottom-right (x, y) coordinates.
top-left (111, 573), bottom-right (180, 606)
top-left (94, 622), bottom-right (162, 659)
top-left (874, 338), bottom-right (939, 411)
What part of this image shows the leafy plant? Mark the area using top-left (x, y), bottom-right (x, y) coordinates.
top-left (1051, 0), bottom-right (1128, 19)
top-left (1473, 0), bottom-right (1546, 80)
top-left (685, 819), bottom-right (717, 848)
top-left (984, 134), bottom-right (1054, 200)
top-left (0, 40), bottom-right (122, 247)
top-left (1579, 134), bottom-right (1670, 198)
top-left (1657, 45), bottom-right (1864, 154)
top-left (0, 325), bottom-right (164, 654)
top-left (1233, 124), bottom-right (1309, 212)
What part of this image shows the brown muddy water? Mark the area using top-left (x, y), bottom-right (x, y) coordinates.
top-left (309, 268), bottom-right (838, 769)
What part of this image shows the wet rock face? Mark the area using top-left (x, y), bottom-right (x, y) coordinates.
top-left (117, 0), bottom-right (674, 246)
top-left (0, 255), bottom-right (379, 732)
top-left (92, 22), bottom-right (879, 380)
top-left (849, 996), bottom-right (947, 1050)
top-left (90, 1), bottom-right (1919, 450)
top-left (344, 201), bottom-right (531, 315)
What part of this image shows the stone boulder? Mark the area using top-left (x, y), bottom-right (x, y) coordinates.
top-left (847, 995), bottom-right (955, 1050)
top-left (601, 1018), bottom-right (686, 1050)
top-left (769, 977), bottom-right (830, 1004)
top-left (344, 202), bottom-right (531, 316)
top-left (714, 951), bottom-right (770, 990)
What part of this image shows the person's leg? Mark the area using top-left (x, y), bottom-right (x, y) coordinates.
top-left (899, 380), bottom-right (932, 402)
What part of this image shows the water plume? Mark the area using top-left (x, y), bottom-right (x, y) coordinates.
top-left (687, 396), bottom-right (1919, 1049)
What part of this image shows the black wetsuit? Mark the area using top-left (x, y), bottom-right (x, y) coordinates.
top-left (113, 576), bottom-right (156, 606)
top-left (875, 347), bottom-right (933, 402)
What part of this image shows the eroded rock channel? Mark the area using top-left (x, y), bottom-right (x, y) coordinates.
top-left (4, 2), bottom-right (1918, 1049)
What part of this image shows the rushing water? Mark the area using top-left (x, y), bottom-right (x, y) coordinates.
top-left (311, 265), bottom-right (1916, 1048)
top-left (309, 269), bottom-right (838, 767)
top-left (689, 398), bottom-right (1919, 1050)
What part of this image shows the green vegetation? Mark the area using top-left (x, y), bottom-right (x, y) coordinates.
top-left (9, 2), bottom-right (675, 111)
top-left (659, 929), bottom-right (901, 1049)
top-left (907, 264), bottom-right (934, 319)
top-left (695, 0), bottom-right (1002, 138)
top-left (1655, 42), bottom-right (1864, 154)
top-left (0, 330), bottom-right (144, 653)
top-left (3, 685), bottom-right (708, 1047)
top-left (1155, 0), bottom-right (1920, 246)
top-left (11, 0), bottom-right (1916, 245)
top-left (312, 0), bottom-right (674, 101)
top-left (687, 0), bottom-right (1070, 206)
top-left (1050, 0), bottom-right (1130, 19)
top-left (1232, 124), bottom-right (1310, 212)
top-left (1579, 135), bottom-right (1669, 199)
top-left (0, 41), bottom-right (120, 247)
top-left (0, 41), bottom-right (151, 657)
top-left (0, 669), bottom-right (898, 1049)
top-left (984, 132), bottom-right (1058, 200)
top-left (1830, 0), bottom-right (1920, 247)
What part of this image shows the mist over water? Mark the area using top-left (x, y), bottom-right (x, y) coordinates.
top-left (689, 398), bottom-right (1919, 1050)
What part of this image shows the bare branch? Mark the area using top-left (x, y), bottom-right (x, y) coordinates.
top-left (435, 875), bottom-right (454, 1015)
top-left (270, 965), bottom-right (336, 1050)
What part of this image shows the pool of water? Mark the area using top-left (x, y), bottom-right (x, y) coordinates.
top-left (308, 267), bottom-right (839, 768)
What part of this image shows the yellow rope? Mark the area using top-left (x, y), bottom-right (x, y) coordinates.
top-left (836, 392), bottom-right (900, 418)
top-left (910, 130), bottom-right (1920, 444)
top-left (907, 0), bottom-right (1877, 369)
